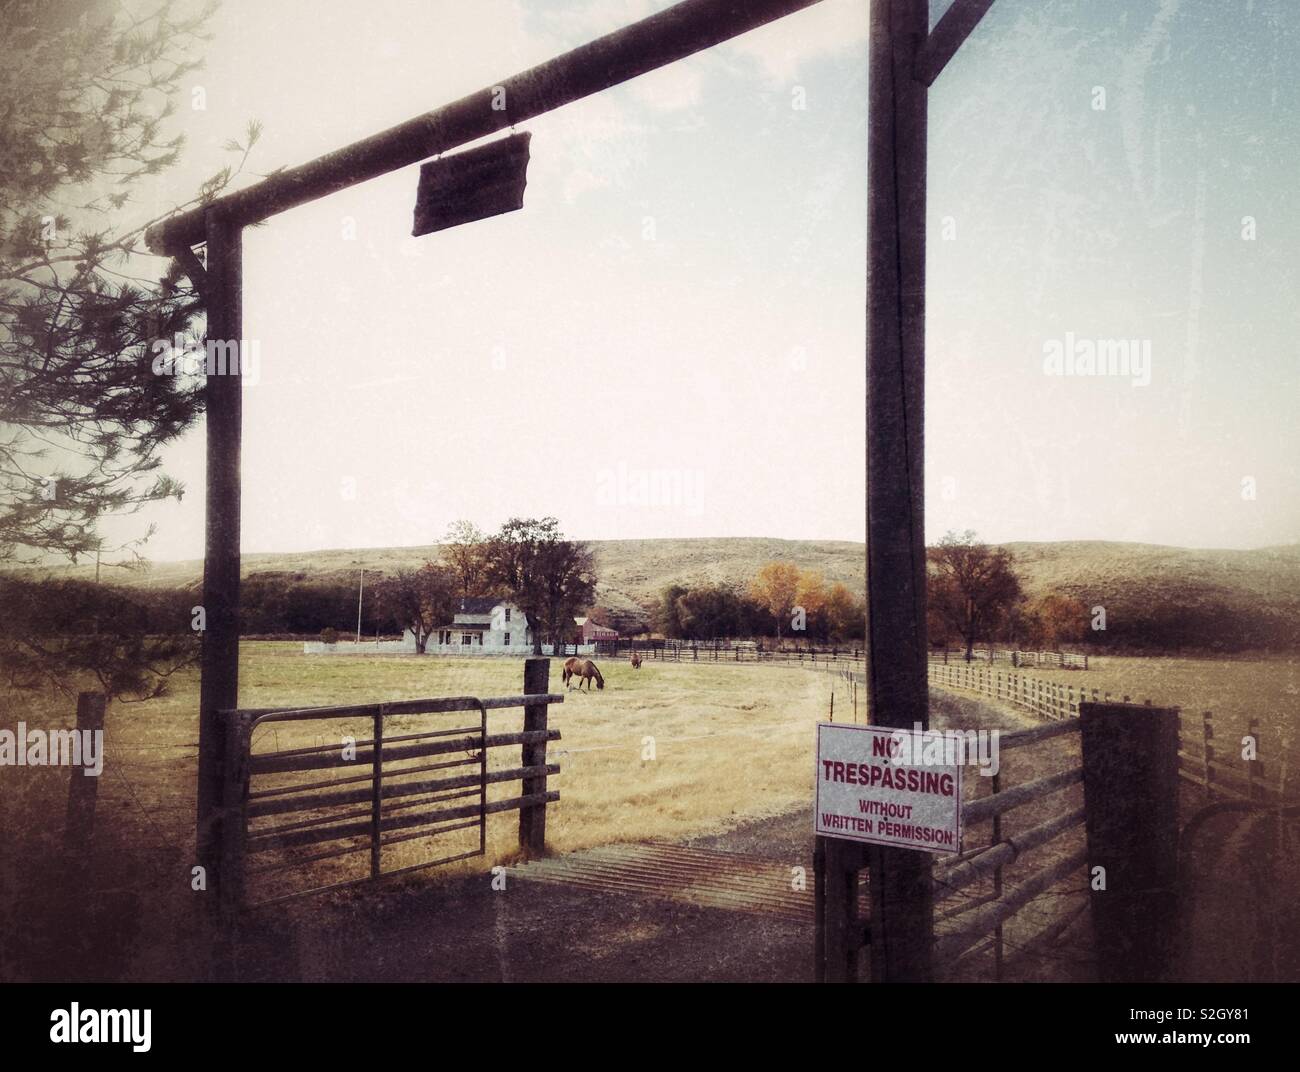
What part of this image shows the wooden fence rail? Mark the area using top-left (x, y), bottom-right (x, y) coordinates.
top-left (930, 716), bottom-right (1087, 976)
top-left (939, 806), bottom-right (1087, 897)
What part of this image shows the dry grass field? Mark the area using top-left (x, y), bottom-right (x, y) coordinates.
top-left (5, 647), bottom-right (1294, 893)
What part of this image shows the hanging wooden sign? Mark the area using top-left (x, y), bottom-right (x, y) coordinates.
top-left (411, 131), bottom-right (531, 237)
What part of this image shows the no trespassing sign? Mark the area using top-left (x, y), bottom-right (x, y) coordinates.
top-left (815, 723), bottom-right (962, 854)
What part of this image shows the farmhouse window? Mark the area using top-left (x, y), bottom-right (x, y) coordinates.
top-left (504, 632), bottom-right (510, 645)
top-left (461, 633), bottom-right (473, 646)
top-left (505, 608), bottom-right (511, 622)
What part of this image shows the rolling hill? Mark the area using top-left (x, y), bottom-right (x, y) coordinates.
top-left (18, 537), bottom-right (1300, 651)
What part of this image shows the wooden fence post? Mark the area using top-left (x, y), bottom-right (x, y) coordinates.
top-left (991, 768), bottom-right (1004, 981)
top-left (814, 837), bottom-right (826, 982)
top-left (1247, 717), bottom-right (1261, 802)
top-left (815, 838), bottom-right (866, 982)
top-left (1202, 711), bottom-right (1215, 800)
top-left (63, 691), bottom-right (107, 859)
top-left (519, 658), bottom-right (551, 855)
top-left (1080, 701), bottom-right (1180, 982)
top-left (219, 710), bottom-right (252, 918)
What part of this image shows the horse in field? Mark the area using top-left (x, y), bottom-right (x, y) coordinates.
top-left (562, 657), bottom-right (604, 690)
top-left (630, 652), bottom-right (642, 669)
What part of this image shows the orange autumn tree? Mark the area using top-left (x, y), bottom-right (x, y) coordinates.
top-left (795, 569), bottom-right (828, 639)
top-left (824, 582), bottom-right (863, 641)
top-left (1026, 593), bottom-right (1089, 651)
top-left (750, 561), bottom-right (802, 641)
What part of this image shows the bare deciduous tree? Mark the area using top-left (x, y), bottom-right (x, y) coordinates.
top-left (928, 530), bottom-right (1024, 661)
top-left (442, 519), bottom-right (487, 600)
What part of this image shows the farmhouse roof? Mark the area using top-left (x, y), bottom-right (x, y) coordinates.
top-left (459, 597), bottom-right (505, 614)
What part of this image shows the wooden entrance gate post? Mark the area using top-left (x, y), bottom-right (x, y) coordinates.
top-left (1080, 701), bottom-right (1181, 982)
top-left (195, 210), bottom-right (244, 900)
top-left (862, 0), bottom-right (933, 985)
top-left (815, 0), bottom-right (998, 984)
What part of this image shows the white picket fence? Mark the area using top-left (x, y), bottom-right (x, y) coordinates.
top-left (302, 638), bottom-right (596, 657)
top-left (933, 648), bottom-right (1088, 670)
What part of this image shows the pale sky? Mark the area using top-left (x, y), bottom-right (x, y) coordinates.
top-left (95, 0), bottom-right (1298, 560)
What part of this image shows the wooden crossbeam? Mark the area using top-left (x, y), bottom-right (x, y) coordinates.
top-left (146, 0), bottom-right (825, 254)
top-left (915, 0), bottom-right (996, 87)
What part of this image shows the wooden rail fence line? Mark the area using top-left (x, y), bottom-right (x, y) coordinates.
top-left (604, 639), bottom-right (1088, 671)
top-left (927, 662), bottom-right (1113, 722)
top-left (939, 647), bottom-right (1089, 669)
top-left (924, 662), bottom-right (1293, 806)
top-left (1177, 711), bottom-right (1291, 807)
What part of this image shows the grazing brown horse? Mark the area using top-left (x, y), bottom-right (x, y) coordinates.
top-left (562, 657), bottom-right (604, 691)
top-left (630, 652), bottom-right (642, 669)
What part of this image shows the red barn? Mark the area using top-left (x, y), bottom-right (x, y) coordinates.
top-left (575, 616), bottom-right (618, 645)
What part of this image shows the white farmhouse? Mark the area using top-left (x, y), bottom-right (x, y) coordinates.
top-left (414, 597), bottom-right (535, 655)
top-left (305, 597), bottom-right (596, 656)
